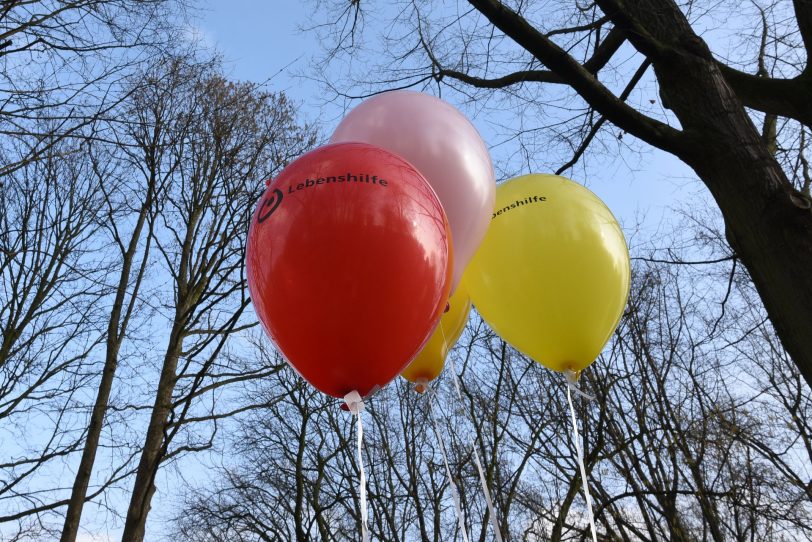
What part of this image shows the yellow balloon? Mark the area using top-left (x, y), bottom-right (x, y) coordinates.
top-left (401, 281), bottom-right (471, 391)
top-left (467, 174), bottom-right (630, 373)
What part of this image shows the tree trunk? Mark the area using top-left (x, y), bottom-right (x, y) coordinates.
top-left (121, 324), bottom-right (184, 542)
top-left (594, 0), bottom-right (812, 388)
top-left (61, 185), bottom-right (152, 542)
top-left (59, 347), bottom-right (120, 542)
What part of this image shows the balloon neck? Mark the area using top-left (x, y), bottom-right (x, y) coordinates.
top-left (413, 378), bottom-right (430, 394)
top-left (564, 369), bottom-right (594, 401)
top-left (444, 302), bottom-right (450, 313)
top-left (343, 390), bottom-right (365, 414)
top-left (564, 368), bottom-right (582, 383)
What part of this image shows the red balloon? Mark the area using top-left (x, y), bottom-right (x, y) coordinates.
top-left (246, 142), bottom-right (452, 399)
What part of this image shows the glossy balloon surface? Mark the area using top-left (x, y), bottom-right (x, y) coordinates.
top-left (467, 174), bottom-right (630, 372)
top-left (330, 90), bottom-right (494, 292)
top-left (246, 142), bottom-right (452, 398)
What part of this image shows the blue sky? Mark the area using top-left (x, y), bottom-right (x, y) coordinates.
top-left (163, 3), bottom-right (707, 533)
top-left (197, 2), bottom-right (326, 107)
top-left (0, 4), bottom-right (737, 541)
top-left (196, 1), bottom-right (706, 246)
top-left (41, 4), bottom-right (716, 539)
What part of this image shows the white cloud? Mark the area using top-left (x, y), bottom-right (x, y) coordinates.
top-left (181, 24), bottom-right (217, 51)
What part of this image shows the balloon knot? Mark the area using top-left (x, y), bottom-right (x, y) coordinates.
top-left (413, 378), bottom-right (429, 394)
top-left (444, 302), bottom-right (450, 313)
top-left (564, 369), bottom-right (594, 401)
top-left (344, 390), bottom-right (365, 414)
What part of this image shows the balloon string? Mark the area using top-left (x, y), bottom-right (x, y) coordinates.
top-left (427, 389), bottom-right (470, 542)
top-left (344, 391), bottom-right (370, 542)
top-left (566, 384), bottom-right (598, 542)
top-left (446, 350), bottom-right (504, 542)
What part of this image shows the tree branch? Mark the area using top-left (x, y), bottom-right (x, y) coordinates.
top-left (466, 0), bottom-right (685, 153)
top-left (432, 25), bottom-right (628, 88)
top-left (557, 58), bottom-right (652, 174)
top-left (717, 64), bottom-right (812, 128)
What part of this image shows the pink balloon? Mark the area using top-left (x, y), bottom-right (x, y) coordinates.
top-left (330, 90), bottom-right (495, 291)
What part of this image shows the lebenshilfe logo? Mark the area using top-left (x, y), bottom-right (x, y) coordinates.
top-left (256, 172), bottom-right (390, 223)
top-left (257, 188), bottom-right (283, 223)
top-left (492, 195), bottom-right (546, 219)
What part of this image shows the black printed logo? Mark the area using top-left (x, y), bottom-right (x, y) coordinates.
top-left (257, 188), bottom-right (283, 223)
top-left (492, 195), bottom-right (547, 219)
top-left (257, 173), bottom-right (390, 224)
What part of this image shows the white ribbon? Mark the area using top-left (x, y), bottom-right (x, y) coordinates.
top-left (447, 356), bottom-right (504, 542)
top-left (344, 391), bottom-right (369, 542)
top-left (566, 384), bottom-right (598, 542)
top-left (470, 445), bottom-right (503, 542)
top-left (428, 392), bottom-right (470, 542)
top-left (344, 390), bottom-right (365, 414)
top-left (564, 369), bottom-right (595, 401)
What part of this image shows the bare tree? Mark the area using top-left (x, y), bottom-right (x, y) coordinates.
top-left (2, 48), bottom-right (315, 541)
top-left (59, 56), bottom-right (182, 542)
top-left (115, 58), bottom-right (314, 541)
top-left (1, 2), bottom-right (187, 537)
top-left (172, 213), bottom-right (811, 541)
top-left (0, 0), bottom-right (182, 181)
top-left (307, 0), bottom-right (812, 387)
top-left (0, 133), bottom-right (112, 537)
